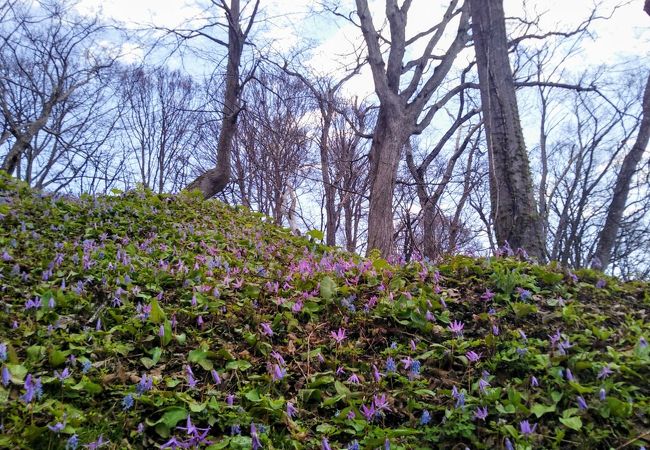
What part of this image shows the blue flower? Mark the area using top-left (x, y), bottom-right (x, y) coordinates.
top-left (420, 409), bottom-right (431, 425)
top-left (348, 440), bottom-right (360, 450)
top-left (385, 357), bottom-right (396, 373)
top-left (122, 394), bottom-right (134, 411)
top-left (65, 434), bottom-right (79, 450)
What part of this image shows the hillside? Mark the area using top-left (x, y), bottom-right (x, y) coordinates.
top-left (0, 172), bottom-right (649, 450)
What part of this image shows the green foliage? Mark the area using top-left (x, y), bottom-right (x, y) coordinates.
top-left (0, 171), bottom-right (649, 449)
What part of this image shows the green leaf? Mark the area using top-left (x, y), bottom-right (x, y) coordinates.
top-left (511, 302), bottom-right (538, 318)
top-left (150, 299), bottom-right (165, 323)
top-left (559, 416), bottom-right (582, 431)
top-left (188, 349), bottom-right (213, 370)
top-left (531, 403), bottom-right (556, 418)
top-left (320, 276), bottom-right (336, 300)
top-left (306, 229), bottom-right (324, 241)
top-left (226, 359), bottom-right (252, 371)
top-left (160, 407), bottom-right (188, 428)
top-left (244, 389), bottom-right (261, 403)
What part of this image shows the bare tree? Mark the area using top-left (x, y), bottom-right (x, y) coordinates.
top-left (469, 0), bottom-right (546, 260)
top-left (351, 0), bottom-right (471, 256)
top-left (176, 0), bottom-right (260, 198)
top-left (0, 0), bottom-right (116, 181)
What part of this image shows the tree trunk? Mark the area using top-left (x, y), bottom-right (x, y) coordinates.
top-left (593, 73), bottom-right (650, 270)
top-left (319, 104), bottom-right (338, 246)
top-left (186, 0), bottom-right (243, 198)
top-left (469, 0), bottom-right (546, 261)
top-left (366, 108), bottom-right (407, 256)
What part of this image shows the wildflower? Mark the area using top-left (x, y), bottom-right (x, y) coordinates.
top-left (596, 278), bottom-right (606, 289)
top-left (565, 368), bottom-right (575, 382)
top-left (84, 435), bottom-right (109, 449)
top-left (478, 377), bottom-right (490, 394)
top-left (466, 351), bottom-right (481, 363)
top-left (122, 394), bottom-right (134, 411)
top-left (47, 420), bottom-right (66, 433)
top-left (271, 364), bottom-right (286, 381)
top-left (137, 423), bottom-right (145, 434)
top-left (231, 424), bottom-right (241, 435)
top-left (518, 330), bottom-right (527, 341)
top-left (286, 401), bottom-right (297, 418)
top-left (81, 360), bottom-right (92, 374)
top-left (211, 369), bottom-right (221, 385)
top-left (474, 406), bottom-right (488, 421)
top-left (390, 342), bottom-right (398, 350)
top-left (160, 436), bottom-right (185, 449)
top-left (346, 410), bottom-right (356, 419)
top-left (385, 438), bottom-right (391, 450)
top-left (271, 350), bottom-right (285, 366)
top-left (517, 288), bottom-right (532, 301)
top-left (336, 366), bottom-right (346, 376)
top-left (66, 434), bottom-right (79, 450)
top-left (558, 339), bottom-right (573, 355)
top-left (348, 373), bottom-right (360, 384)
top-left (410, 339), bottom-right (417, 351)
top-left (136, 373), bottom-right (153, 395)
top-left (185, 365), bottom-right (197, 388)
top-left (196, 315), bottom-right (204, 328)
top-left (409, 360), bottom-right (421, 379)
top-left (372, 364), bottom-right (382, 382)
top-left (373, 393), bottom-right (390, 412)
top-left (448, 320), bottom-right (465, 337)
top-left (360, 403), bottom-right (376, 421)
top-left (159, 325), bottom-right (165, 338)
top-left (95, 318), bottom-right (101, 331)
top-left (251, 423), bottom-right (262, 450)
top-left (576, 395), bottom-right (588, 410)
top-left (0, 343), bottom-right (6, 362)
top-left (519, 420), bottom-right (537, 436)
top-left (481, 289), bottom-right (495, 301)
top-left (348, 440), bottom-right (360, 450)
top-left (640, 337), bottom-right (648, 348)
top-left (322, 437), bottom-right (332, 450)
top-left (1, 366), bottom-right (10, 386)
top-left (55, 367), bottom-right (70, 382)
top-left (531, 376), bottom-right (539, 387)
top-left (226, 394), bottom-right (235, 406)
top-left (48, 297), bottom-right (56, 309)
top-left (260, 323), bottom-right (273, 337)
top-left (420, 409), bottom-right (431, 425)
top-left (597, 365), bottom-right (613, 380)
top-left (599, 388), bottom-right (607, 401)
top-left (331, 328), bottom-right (347, 344)
top-left (385, 357), bottom-right (397, 373)
top-left (426, 310), bottom-right (435, 321)
top-left (505, 438), bottom-right (514, 450)
top-left (492, 325), bottom-right (500, 336)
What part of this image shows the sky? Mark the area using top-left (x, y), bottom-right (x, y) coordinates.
top-left (74, 0), bottom-right (650, 89)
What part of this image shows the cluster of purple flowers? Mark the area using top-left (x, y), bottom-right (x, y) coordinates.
top-left (161, 416), bottom-right (212, 449)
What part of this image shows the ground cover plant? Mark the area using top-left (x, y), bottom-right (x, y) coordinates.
top-left (0, 171), bottom-right (649, 449)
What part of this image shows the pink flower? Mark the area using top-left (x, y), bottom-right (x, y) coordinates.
top-left (331, 328), bottom-right (347, 344)
top-left (260, 323), bottom-right (273, 337)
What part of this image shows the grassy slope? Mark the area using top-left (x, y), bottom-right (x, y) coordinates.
top-left (0, 172), bottom-right (649, 450)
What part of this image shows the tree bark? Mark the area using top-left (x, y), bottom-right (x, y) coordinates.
top-left (469, 0), bottom-right (546, 261)
top-left (593, 73), bottom-right (650, 271)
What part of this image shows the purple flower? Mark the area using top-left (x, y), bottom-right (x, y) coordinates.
top-left (0, 343), bottom-right (7, 362)
top-left (226, 394), bottom-right (235, 406)
top-left (516, 288), bottom-right (532, 301)
top-left (519, 420), bottom-right (537, 435)
top-left (251, 423), bottom-right (262, 450)
top-left (260, 323), bottom-right (273, 337)
top-left (478, 377), bottom-right (490, 394)
top-left (55, 367), bottom-right (70, 381)
top-left (372, 364), bottom-right (382, 382)
top-left (160, 436), bottom-right (186, 449)
top-left (84, 435), bottom-right (109, 449)
top-left (565, 368), bottom-right (575, 382)
top-left (348, 373), bottom-right (360, 384)
top-left (599, 388), bottom-right (607, 400)
top-left (640, 337), bottom-right (648, 348)
top-left (47, 420), bottom-right (66, 433)
top-left (448, 320), bottom-right (464, 337)
top-left (159, 325), bottom-right (165, 338)
top-left (331, 328), bottom-right (347, 344)
top-left (518, 330), bottom-right (527, 341)
top-left (597, 365), bottom-right (613, 380)
top-left (185, 365), bottom-right (197, 388)
top-left (286, 401), bottom-right (297, 418)
top-left (211, 369), bottom-right (221, 385)
top-left (531, 376), bottom-right (539, 387)
top-left (137, 423), bottom-right (145, 434)
top-left (2, 366), bottom-right (10, 386)
top-left (196, 315), bottom-right (204, 328)
top-left (420, 409), bottom-right (431, 425)
top-left (492, 325), bottom-right (500, 336)
top-left (596, 278), bottom-right (606, 289)
top-left (348, 440), bottom-right (360, 450)
top-left (474, 406), bottom-right (488, 421)
top-left (271, 350), bottom-right (286, 366)
top-left (136, 373), bottom-right (153, 395)
top-left (360, 403), bottom-right (376, 421)
top-left (505, 438), bottom-right (514, 450)
top-left (576, 395), bottom-right (588, 410)
top-left (271, 364), bottom-right (286, 381)
top-left (466, 351), bottom-right (481, 363)
top-left (481, 289), bottom-right (495, 301)
top-left (373, 393), bottom-right (390, 412)
top-left (322, 437), bottom-right (332, 450)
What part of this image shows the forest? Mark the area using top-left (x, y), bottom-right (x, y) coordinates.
top-left (1, 0), bottom-right (649, 278)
